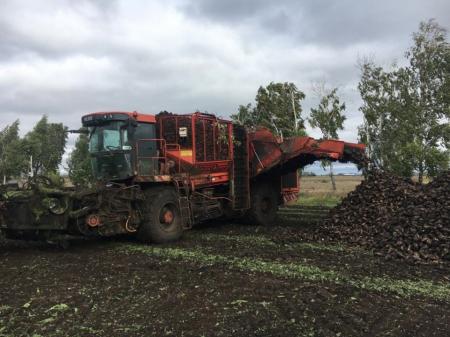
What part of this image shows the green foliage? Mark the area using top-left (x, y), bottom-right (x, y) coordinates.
top-left (47, 303), bottom-right (69, 313)
top-left (255, 82), bottom-right (306, 137)
top-left (231, 82), bottom-right (306, 137)
top-left (121, 244), bottom-right (450, 300)
top-left (230, 103), bottom-right (256, 127)
top-left (309, 87), bottom-right (346, 189)
top-left (358, 20), bottom-right (450, 181)
top-left (45, 171), bottom-right (65, 188)
top-left (68, 133), bottom-right (94, 187)
top-left (23, 116), bottom-right (68, 176)
top-left (0, 120), bottom-right (27, 180)
top-left (191, 232), bottom-right (346, 253)
top-left (309, 88), bottom-right (346, 139)
top-left (290, 127), bottom-right (308, 137)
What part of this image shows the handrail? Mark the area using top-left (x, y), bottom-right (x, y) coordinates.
top-left (164, 143), bottom-right (182, 173)
top-left (136, 138), bottom-right (167, 176)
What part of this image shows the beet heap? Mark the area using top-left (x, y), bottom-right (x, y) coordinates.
top-left (316, 170), bottom-right (450, 263)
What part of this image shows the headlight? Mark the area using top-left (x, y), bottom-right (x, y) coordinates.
top-left (44, 198), bottom-right (68, 215)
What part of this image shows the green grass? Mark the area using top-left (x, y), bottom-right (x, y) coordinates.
top-left (189, 232), bottom-right (346, 253)
top-left (121, 244), bottom-right (340, 282)
top-left (296, 194), bottom-right (341, 208)
top-left (119, 244), bottom-right (450, 301)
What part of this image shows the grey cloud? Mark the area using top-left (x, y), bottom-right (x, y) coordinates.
top-left (0, 0), bottom-right (117, 62)
top-left (0, 0), bottom-right (448, 150)
top-left (180, 0), bottom-right (450, 47)
top-left (180, 0), bottom-right (270, 24)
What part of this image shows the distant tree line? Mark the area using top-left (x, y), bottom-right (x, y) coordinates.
top-left (0, 116), bottom-right (94, 188)
top-left (0, 116), bottom-right (67, 182)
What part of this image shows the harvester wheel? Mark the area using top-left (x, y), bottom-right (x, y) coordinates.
top-left (137, 187), bottom-right (184, 244)
top-left (246, 182), bottom-right (278, 226)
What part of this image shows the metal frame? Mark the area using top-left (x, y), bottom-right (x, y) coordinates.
top-left (135, 138), bottom-right (167, 176)
top-left (157, 112), bottom-right (234, 171)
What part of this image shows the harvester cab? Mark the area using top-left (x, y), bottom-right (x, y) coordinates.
top-left (82, 111), bottom-right (157, 182)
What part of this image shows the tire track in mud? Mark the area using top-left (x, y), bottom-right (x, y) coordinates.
top-left (118, 243), bottom-right (450, 301)
top-left (180, 231), bottom-right (450, 283)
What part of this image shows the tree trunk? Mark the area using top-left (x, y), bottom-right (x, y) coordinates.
top-left (330, 162), bottom-right (336, 191)
top-left (418, 166), bottom-right (424, 184)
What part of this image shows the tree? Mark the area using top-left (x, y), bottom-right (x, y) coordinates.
top-left (68, 133), bottom-right (94, 188)
top-left (255, 82), bottom-right (306, 137)
top-left (24, 116), bottom-right (68, 176)
top-left (358, 62), bottom-right (398, 170)
top-left (232, 82), bottom-right (306, 138)
top-left (358, 20), bottom-right (449, 182)
top-left (0, 120), bottom-right (27, 182)
top-left (309, 87), bottom-right (347, 190)
top-left (230, 103), bottom-right (256, 127)
top-left (406, 19), bottom-right (450, 182)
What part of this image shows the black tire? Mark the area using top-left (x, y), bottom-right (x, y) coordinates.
top-left (246, 182), bottom-right (278, 226)
top-left (137, 187), bottom-right (184, 243)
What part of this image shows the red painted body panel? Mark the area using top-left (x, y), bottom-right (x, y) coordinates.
top-left (248, 127), bottom-right (366, 176)
top-left (156, 112), bottom-right (233, 176)
top-left (84, 111), bottom-right (156, 123)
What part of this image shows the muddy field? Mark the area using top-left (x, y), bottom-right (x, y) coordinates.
top-left (1, 204), bottom-right (449, 337)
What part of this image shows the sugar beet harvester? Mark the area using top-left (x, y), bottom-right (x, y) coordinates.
top-left (0, 111), bottom-right (365, 243)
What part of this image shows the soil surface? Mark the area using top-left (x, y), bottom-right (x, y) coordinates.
top-left (1, 205), bottom-right (449, 337)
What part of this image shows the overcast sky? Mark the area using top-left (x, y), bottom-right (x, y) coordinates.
top-left (0, 0), bottom-right (449, 172)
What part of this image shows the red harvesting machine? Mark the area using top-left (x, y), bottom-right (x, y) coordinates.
top-left (0, 111), bottom-right (365, 244)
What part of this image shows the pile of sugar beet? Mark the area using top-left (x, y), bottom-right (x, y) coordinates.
top-left (314, 169), bottom-right (450, 264)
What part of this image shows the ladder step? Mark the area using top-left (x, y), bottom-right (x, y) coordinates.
top-left (176, 183), bottom-right (193, 229)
